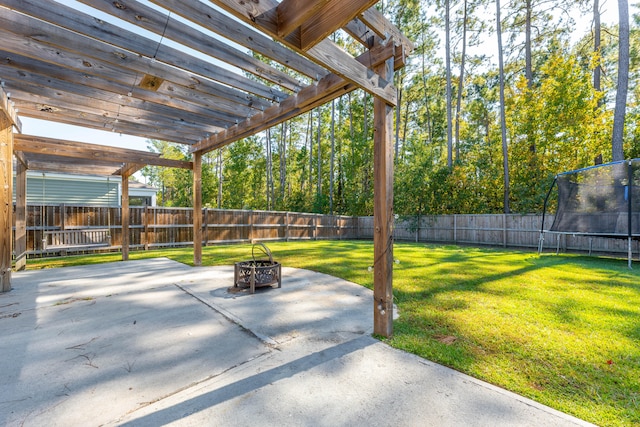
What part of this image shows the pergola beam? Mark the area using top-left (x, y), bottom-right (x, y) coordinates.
top-left (1, 0), bottom-right (288, 102)
top-left (150, 0), bottom-right (327, 81)
top-left (22, 156), bottom-right (124, 176)
top-left (0, 52), bottom-right (248, 128)
top-left (76, 0), bottom-right (304, 93)
top-left (4, 82), bottom-right (222, 142)
top-left (192, 40), bottom-right (404, 154)
top-left (0, 4), bottom-right (273, 136)
top-left (14, 135), bottom-right (193, 170)
top-left (276, 0), bottom-right (331, 38)
top-left (210, 0), bottom-right (397, 106)
top-left (15, 105), bottom-right (200, 145)
top-left (298, 0), bottom-right (378, 51)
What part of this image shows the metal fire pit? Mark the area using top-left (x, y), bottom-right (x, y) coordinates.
top-left (234, 243), bottom-right (281, 294)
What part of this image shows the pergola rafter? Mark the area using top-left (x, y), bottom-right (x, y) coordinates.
top-left (0, 0), bottom-right (413, 336)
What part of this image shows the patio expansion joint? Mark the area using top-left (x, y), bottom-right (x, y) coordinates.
top-left (173, 282), bottom-right (279, 347)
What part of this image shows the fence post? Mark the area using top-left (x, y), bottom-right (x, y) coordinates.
top-left (60, 203), bottom-right (66, 230)
top-left (285, 212), bottom-right (289, 242)
top-left (353, 216), bottom-right (359, 239)
top-left (314, 214), bottom-right (319, 240)
top-left (503, 214), bottom-right (507, 248)
top-left (249, 210), bottom-right (254, 242)
top-left (453, 214), bottom-right (457, 244)
top-left (203, 208), bottom-right (209, 247)
top-left (144, 206), bottom-right (149, 251)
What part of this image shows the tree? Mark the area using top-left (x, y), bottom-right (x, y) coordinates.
top-left (454, 0), bottom-right (469, 162)
top-left (496, 0), bottom-right (511, 213)
top-left (508, 48), bottom-right (610, 212)
top-left (612, 0), bottom-right (630, 161)
top-left (445, 0), bottom-right (454, 168)
top-left (593, 0), bottom-right (602, 94)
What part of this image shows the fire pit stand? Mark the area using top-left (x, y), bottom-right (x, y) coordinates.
top-left (234, 243), bottom-right (281, 294)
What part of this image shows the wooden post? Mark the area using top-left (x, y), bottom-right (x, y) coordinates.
top-left (203, 208), bottom-right (209, 247)
top-left (0, 115), bottom-right (13, 291)
top-left (285, 212), bottom-right (289, 242)
top-left (14, 158), bottom-right (27, 271)
top-left (121, 172), bottom-right (130, 261)
top-left (502, 213), bottom-right (507, 248)
top-left (143, 205), bottom-right (149, 251)
top-left (373, 58), bottom-right (395, 338)
top-left (61, 203), bottom-right (66, 230)
top-left (193, 152), bottom-right (202, 266)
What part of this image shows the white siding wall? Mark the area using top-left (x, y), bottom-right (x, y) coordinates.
top-left (13, 173), bottom-right (120, 206)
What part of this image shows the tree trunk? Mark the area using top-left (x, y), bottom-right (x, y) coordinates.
top-left (593, 0), bottom-right (601, 94)
top-left (402, 97), bottom-right (410, 162)
top-left (455, 0), bottom-right (468, 162)
top-left (308, 111), bottom-right (314, 201)
top-left (420, 22), bottom-right (433, 144)
top-left (330, 99), bottom-right (336, 214)
top-left (279, 121), bottom-right (287, 202)
top-left (525, 0), bottom-right (533, 87)
top-left (496, 0), bottom-right (511, 213)
top-left (266, 128), bottom-right (273, 210)
top-left (317, 106), bottom-right (323, 203)
top-left (445, 0), bottom-right (453, 168)
top-left (363, 92), bottom-right (370, 199)
top-left (395, 86), bottom-right (402, 162)
top-left (337, 96), bottom-right (344, 211)
top-left (612, 0), bottom-right (629, 161)
top-left (217, 148), bottom-right (223, 209)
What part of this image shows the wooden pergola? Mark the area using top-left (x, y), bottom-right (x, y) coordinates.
top-left (0, 0), bottom-right (412, 336)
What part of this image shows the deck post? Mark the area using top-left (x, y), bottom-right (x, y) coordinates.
top-left (14, 158), bottom-right (27, 271)
top-left (0, 114), bottom-right (13, 291)
top-left (121, 172), bottom-right (130, 261)
top-left (373, 57), bottom-right (395, 338)
top-left (193, 152), bottom-right (202, 266)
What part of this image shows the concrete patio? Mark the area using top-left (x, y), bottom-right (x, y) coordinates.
top-left (1, 258), bottom-right (593, 426)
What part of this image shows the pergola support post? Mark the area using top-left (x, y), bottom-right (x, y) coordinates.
top-left (373, 57), bottom-right (395, 337)
top-left (14, 157), bottom-right (27, 271)
top-left (193, 152), bottom-right (202, 266)
top-left (121, 172), bottom-right (130, 261)
top-left (0, 114), bottom-right (13, 292)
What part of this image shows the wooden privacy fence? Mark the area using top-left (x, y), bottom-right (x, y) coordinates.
top-left (12, 206), bottom-right (639, 258)
top-left (13, 205), bottom-right (358, 256)
top-left (360, 214), bottom-right (640, 257)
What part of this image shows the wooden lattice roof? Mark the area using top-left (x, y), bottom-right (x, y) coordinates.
top-left (1, 0), bottom-right (413, 158)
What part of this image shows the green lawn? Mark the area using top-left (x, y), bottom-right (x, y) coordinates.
top-left (25, 241), bottom-right (640, 426)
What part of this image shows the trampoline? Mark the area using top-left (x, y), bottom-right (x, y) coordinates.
top-left (539, 159), bottom-right (640, 267)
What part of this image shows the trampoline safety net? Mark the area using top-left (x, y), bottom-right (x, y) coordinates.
top-left (547, 159), bottom-right (640, 237)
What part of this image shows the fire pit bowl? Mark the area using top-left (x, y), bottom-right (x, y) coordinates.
top-left (234, 243), bottom-right (281, 294)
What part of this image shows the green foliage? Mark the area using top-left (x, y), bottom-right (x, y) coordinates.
top-left (507, 48), bottom-right (611, 212)
top-left (141, 140), bottom-right (192, 207)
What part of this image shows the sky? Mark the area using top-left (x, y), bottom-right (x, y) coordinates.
top-left (18, 0), bottom-right (625, 154)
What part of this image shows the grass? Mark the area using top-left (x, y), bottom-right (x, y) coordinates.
top-left (25, 241), bottom-right (640, 426)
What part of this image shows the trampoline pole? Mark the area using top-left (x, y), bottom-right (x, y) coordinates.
top-left (537, 232), bottom-right (544, 254)
top-left (629, 237), bottom-right (632, 269)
